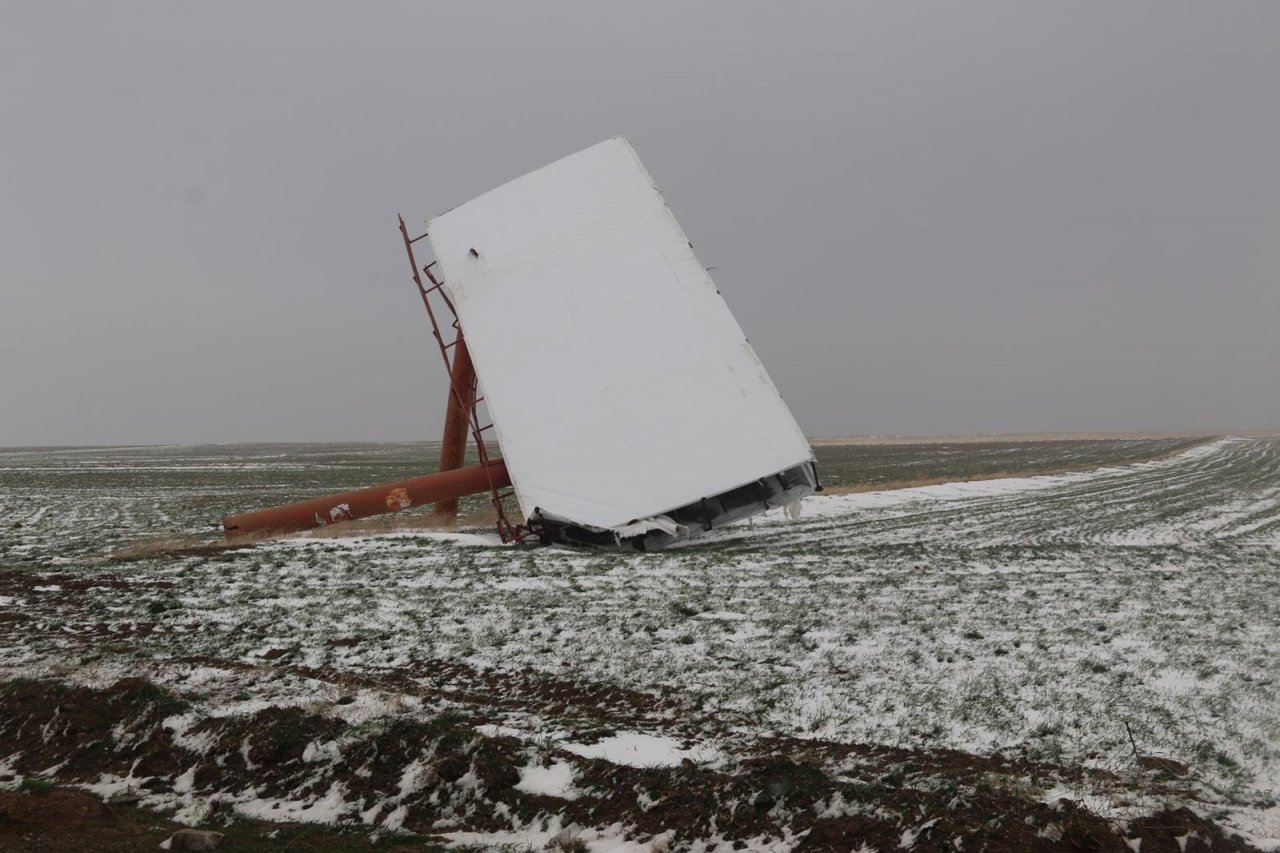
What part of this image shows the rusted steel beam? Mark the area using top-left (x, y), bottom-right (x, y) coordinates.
top-left (222, 460), bottom-right (510, 538)
top-left (434, 336), bottom-right (477, 517)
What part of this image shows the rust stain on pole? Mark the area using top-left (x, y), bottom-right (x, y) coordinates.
top-left (434, 336), bottom-right (477, 517)
top-left (222, 460), bottom-right (510, 538)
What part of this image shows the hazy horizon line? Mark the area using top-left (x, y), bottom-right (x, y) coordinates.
top-left (5, 428), bottom-right (1278, 453)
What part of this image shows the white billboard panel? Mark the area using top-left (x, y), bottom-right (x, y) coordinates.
top-left (427, 137), bottom-right (812, 533)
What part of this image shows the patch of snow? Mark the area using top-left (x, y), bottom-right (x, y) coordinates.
top-left (162, 713), bottom-right (218, 755)
top-left (0, 752), bottom-right (22, 787)
top-left (302, 739), bottom-right (342, 764)
top-left (395, 757), bottom-right (428, 801)
top-left (562, 732), bottom-right (720, 768)
top-left (359, 801), bottom-right (383, 825)
top-left (239, 737), bottom-right (257, 771)
top-left (381, 804), bottom-right (407, 831)
top-left (171, 764), bottom-right (197, 794)
top-left (444, 818), bottom-right (675, 852)
top-left (515, 759), bottom-right (578, 799)
top-left (1152, 670), bottom-right (1198, 694)
top-left (475, 723), bottom-right (531, 740)
top-left (900, 818), bottom-right (938, 849)
top-left (234, 781), bottom-right (353, 825)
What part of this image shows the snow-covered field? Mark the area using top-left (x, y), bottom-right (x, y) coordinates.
top-left (1, 436), bottom-right (1278, 847)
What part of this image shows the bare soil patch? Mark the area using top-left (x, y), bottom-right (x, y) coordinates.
top-left (0, 676), bottom-right (1262, 851)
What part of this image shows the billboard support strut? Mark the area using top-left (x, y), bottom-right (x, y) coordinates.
top-left (398, 216), bottom-right (528, 543)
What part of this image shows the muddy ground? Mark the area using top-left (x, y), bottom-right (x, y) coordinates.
top-left (0, 675), bottom-right (1262, 852)
top-left (3, 438), bottom-right (1276, 850)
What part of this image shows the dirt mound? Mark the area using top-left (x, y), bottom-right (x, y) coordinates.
top-left (0, 678), bottom-right (1263, 851)
top-left (0, 786), bottom-right (446, 852)
top-left (0, 789), bottom-right (112, 828)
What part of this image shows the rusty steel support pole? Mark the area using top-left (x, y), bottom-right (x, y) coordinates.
top-left (434, 336), bottom-right (477, 517)
top-left (222, 461), bottom-right (510, 538)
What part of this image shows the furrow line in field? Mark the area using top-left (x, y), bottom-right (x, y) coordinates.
top-left (793, 438), bottom-right (1269, 550)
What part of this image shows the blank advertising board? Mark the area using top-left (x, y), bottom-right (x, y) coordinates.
top-left (427, 137), bottom-right (813, 532)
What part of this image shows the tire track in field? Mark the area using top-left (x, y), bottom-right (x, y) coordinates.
top-left (958, 441), bottom-right (1246, 547)
top-left (995, 437), bottom-right (1280, 547)
top-left (761, 437), bottom-right (1280, 552)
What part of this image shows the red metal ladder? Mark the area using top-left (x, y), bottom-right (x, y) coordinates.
top-left (397, 216), bottom-right (528, 543)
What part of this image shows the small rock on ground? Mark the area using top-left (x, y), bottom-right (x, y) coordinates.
top-left (166, 828), bottom-right (224, 851)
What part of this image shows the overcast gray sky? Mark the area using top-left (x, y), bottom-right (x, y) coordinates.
top-left (2, 1), bottom-right (1277, 446)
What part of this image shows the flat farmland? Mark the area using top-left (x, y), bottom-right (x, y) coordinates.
top-left (814, 435), bottom-right (1207, 490)
top-left (1, 436), bottom-right (1277, 851)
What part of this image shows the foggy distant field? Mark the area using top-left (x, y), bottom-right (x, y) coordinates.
top-left (1, 436), bottom-right (1278, 849)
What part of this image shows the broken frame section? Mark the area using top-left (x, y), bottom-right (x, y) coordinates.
top-left (528, 461), bottom-right (819, 551)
